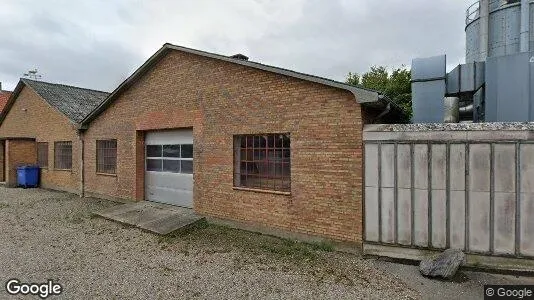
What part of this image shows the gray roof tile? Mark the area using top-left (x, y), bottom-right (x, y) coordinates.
top-left (22, 79), bottom-right (109, 123)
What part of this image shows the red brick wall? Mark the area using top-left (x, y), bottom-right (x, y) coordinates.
top-left (84, 50), bottom-right (364, 243)
top-left (0, 86), bottom-right (81, 193)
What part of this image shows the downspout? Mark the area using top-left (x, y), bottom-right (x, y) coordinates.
top-left (78, 129), bottom-right (85, 198)
top-left (520, 0), bottom-right (530, 52)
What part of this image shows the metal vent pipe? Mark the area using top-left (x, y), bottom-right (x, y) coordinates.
top-left (520, 0), bottom-right (530, 52)
top-left (479, 0), bottom-right (490, 61)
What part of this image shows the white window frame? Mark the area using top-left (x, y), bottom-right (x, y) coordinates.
top-left (145, 144), bottom-right (193, 174)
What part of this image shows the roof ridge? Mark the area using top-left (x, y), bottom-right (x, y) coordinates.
top-left (82, 43), bottom-right (396, 125)
top-left (164, 43), bottom-right (379, 94)
top-left (21, 78), bottom-right (109, 94)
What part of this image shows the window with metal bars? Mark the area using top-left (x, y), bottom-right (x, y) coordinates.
top-left (233, 133), bottom-right (291, 192)
top-left (37, 142), bottom-right (48, 168)
top-left (96, 140), bottom-right (117, 174)
top-left (54, 141), bottom-right (72, 170)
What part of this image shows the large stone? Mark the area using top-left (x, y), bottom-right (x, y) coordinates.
top-left (419, 249), bottom-right (466, 279)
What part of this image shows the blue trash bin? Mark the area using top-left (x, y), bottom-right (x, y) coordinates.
top-left (17, 165), bottom-right (40, 188)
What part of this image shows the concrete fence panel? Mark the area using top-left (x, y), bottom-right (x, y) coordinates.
top-left (363, 123), bottom-right (534, 261)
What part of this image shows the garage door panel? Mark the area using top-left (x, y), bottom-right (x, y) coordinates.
top-left (145, 129), bottom-right (193, 208)
top-left (145, 130), bottom-right (192, 145)
top-left (146, 186), bottom-right (193, 207)
top-left (146, 172), bottom-right (193, 190)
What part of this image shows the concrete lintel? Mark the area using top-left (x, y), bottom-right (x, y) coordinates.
top-left (364, 131), bottom-right (468, 142)
top-left (364, 130), bottom-right (534, 142)
top-left (364, 123), bottom-right (534, 132)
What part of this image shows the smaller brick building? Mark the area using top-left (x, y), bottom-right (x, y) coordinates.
top-left (0, 79), bottom-right (108, 192)
top-left (0, 87), bottom-right (12, 115)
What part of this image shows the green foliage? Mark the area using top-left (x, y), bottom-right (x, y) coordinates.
top-left (308, 240), bottom-right (335, 252)
top-left (347, 65), bottom-right (412, 120)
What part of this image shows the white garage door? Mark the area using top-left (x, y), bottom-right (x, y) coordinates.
top-left (145, 130), bottom-right (193, 208)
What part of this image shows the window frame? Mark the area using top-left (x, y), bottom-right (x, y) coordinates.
top-left (96, 139), bottom-right (117, 175)
top-left (54, 141), bottom-right (72, 171)
top-left (233, 133), bottom-right (291, 193)
top-left (36, 142), bottom-right (48, 169)
top-left (145, 144), bottom-right (193, 174)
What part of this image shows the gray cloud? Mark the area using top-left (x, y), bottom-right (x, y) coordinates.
top-left (0, 0), bottom-right (473, 91)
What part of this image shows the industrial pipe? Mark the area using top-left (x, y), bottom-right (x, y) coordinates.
top-left (520, 0), bottom-right (530, 52)
top-left (479, 0), bottom-right (490, 61)
top-left (459, 103), bottom-right (474, 115)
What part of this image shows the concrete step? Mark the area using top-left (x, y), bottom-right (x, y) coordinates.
top-left (93, 201), bottom-right (204, 235)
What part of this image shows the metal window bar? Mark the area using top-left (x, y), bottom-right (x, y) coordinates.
top-left (234, 133), bottom-right (290, 192)
top-left (97, 140), bottom-right (117, 174)
top-left (54, 141), bottom-right (72, 170)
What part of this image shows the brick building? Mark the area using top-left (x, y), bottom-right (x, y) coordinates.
top-left (0, 79), bottom-right (108, 191)
top-left (0, 44), bottom-right (402, 245)
top-left (79, 44), bottom-right (401, 244)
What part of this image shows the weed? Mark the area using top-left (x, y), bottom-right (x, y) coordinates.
top-left (309, 241), bottom-right (335, 252)
top-left (259, 239), bottom-right (317, 260)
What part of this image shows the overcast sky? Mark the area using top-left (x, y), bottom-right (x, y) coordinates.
top-left (0, 0), bottom-right (475, 92)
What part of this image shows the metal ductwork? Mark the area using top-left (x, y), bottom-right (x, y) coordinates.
top-left (444, 97), bottom-right (460, 123)
top-left (412, 0), bottom-right (534, 123)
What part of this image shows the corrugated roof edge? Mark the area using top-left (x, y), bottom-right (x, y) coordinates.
top-left (81, 43), bottom-right (390, 127)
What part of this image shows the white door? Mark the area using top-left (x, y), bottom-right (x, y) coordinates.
top-left (145, 130), bottom-right (193, 208)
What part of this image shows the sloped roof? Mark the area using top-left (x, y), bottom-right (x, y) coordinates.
top-left (0, 90), bottom-right (12, 113)
top-left (18, 79), bottom-right (109, 123)
top-left (82, 43), bottom-right (398, 125)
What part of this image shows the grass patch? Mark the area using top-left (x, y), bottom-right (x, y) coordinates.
top-left (158, 219), bottom-right (210, 244)
top-left (157, 219), bottom-right (336, 263)
top-left (309, 241), bottom-right (335, 252)
top-left (0, 203), bottom-right (9, 209)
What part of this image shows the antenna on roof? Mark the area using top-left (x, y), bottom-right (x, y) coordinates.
top-left (23, 69), bottom-right (42, 80)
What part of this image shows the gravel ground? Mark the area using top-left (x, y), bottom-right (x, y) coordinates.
top-left (371, 259), bottom-right (534, 300)
top-left (0, 187), bottom-right (532, 299)
top-left (0, 187), bottom-right (417, 299)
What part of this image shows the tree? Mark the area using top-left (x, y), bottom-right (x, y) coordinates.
top-left (346, 65), bottom-right (412, 121)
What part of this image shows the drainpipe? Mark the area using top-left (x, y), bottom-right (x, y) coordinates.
top-left (78, 130), bottom-right (84, 198)
top-left (520, 0), bottom-right (530, 52)
top-left (479, 0), bottom-right (490, 61)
